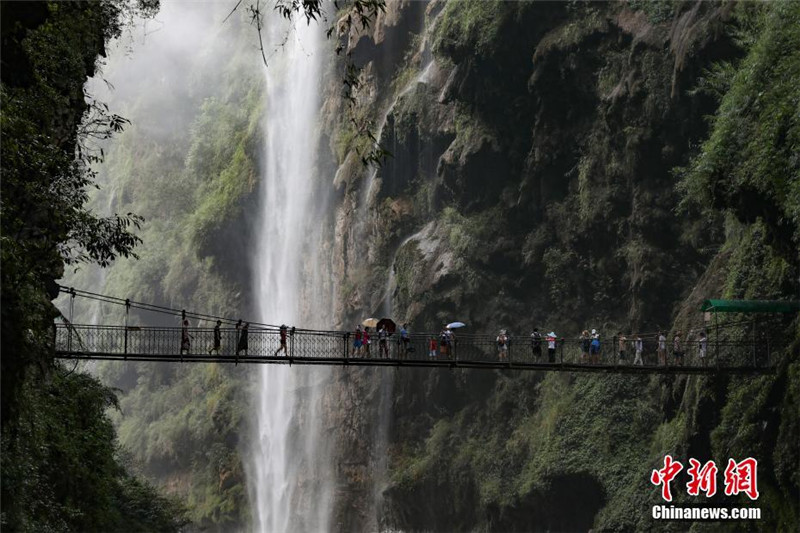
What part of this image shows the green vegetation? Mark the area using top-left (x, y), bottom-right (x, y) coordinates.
top-left (628, 0), bottom-right (675, 24)
top-left (679, 1), bottom-right (800, 249)
top-left (1, 2), bottom-right (189, 531)
top-left (1, 368), bottom-right (187, 532)
top-left (433, 0), bottom-right (520, 58)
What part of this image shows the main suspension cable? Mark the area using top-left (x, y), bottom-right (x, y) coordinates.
top-left (57, 285), bottom-right (283, 330)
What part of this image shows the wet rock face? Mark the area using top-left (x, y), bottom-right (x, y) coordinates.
top-left (316, 1), bottom-right (750, 530)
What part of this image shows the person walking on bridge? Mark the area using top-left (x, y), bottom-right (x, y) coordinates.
top-left (580, 330), bottom-right (590, 363)
top-left (378, 325), bottom-right (389, 358)
top-left (444, 327), bottom-right (456, 359)
top-left (633, 334), bottom-right (644, 365)
top-left (209, 320), bottom-right (222, 355)
top-left (181, 319), bottom-right (192, 355)
top-left (531, 328), bottom-right (543, 361)
top-left (400, 323), bottom-right (410, 358)
top-left (546, 332), bottom-right (557, 363)
top-left (657, 331), bottom-right (667, 366)
top-left (352, 325), bottom-right (363, 357)
top-left (673, 331), bottom-right (683, 366)
top-left (617, 332), bottom-right (627, 364)
top-left (698, 330), bottom-right (708, 366)
top-left (496, 330), bottom-right (508, 361)
top-left (590, 330), bottom-right (601, 364)
top-left (274, 325), bottom-right (288, 356)
top-left (439, 328), bottom-right (449, 359)
top-left (236, 322), bottom-right (249, 356)
top-left (363, 327), bottom-right (371, 358)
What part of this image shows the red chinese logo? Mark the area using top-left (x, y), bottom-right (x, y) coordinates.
top-left (652, 456), bottom-right (759, 501)
top-left (723, 457), bottom-right (759, 500)
top-left (686, 458), bottom-right (718, 497)
top-left (651, 455), bottom-right (683, 502)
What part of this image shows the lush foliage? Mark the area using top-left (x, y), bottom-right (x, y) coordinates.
top-left (1, 368), bottom-right (187, 532)
top-left (679, 1), bottom-right (800, 252)
top-left (0, 2), bottom-right (188, 531)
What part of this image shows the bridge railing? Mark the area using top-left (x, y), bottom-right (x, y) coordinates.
top-left (54, 324), bottom-right (778, 370)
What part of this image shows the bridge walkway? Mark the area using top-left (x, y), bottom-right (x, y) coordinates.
top-left (53, 324), bottom-right (777, 375)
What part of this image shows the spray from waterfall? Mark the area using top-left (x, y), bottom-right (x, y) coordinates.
top-left (249, 16), bottom-right (333, 533)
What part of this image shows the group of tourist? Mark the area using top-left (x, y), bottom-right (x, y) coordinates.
top-left (177, 317), bottom-right (710, 366)
top-left (350, 323), bottom-right (413, 358)
top-left (519, 328), bottom-right (709, 366)
top-left (428, 327), bottom-right (457, 359)
top-left (180, 319), bottom-right (293, 357)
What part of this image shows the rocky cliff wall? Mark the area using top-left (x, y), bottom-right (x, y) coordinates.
top-left (320, 1), bottom-right (798, 530)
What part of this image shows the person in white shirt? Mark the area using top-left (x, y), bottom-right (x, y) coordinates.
top-left (698, 331), bottom-right (708, 365)
top-left (547, 332), bottom-right (557, 363)
top-left (633, 334), bottom-right (644, 365)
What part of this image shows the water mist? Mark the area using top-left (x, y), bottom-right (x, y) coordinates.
top-left (249, 16), bottom-right (333, 533)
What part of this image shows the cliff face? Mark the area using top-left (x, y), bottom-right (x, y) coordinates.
top-left (321, 1), bottom-right (799, 530)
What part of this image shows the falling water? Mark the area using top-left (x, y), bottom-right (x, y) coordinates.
top-left (250, 17), bottom-right (331, 533)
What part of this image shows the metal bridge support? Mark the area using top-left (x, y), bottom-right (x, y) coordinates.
top-left (68, 288), bottom-right (75, 352)
top-left (124, 298), bottom-right (130, 359)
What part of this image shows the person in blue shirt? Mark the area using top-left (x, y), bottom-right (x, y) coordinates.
top-left (400, 323), bottom-right (410, 358)
top-left (590, 330), bottom-right (601, 364)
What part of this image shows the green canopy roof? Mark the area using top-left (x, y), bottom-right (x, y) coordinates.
top-left (701, 299), bottom-right (800, 313)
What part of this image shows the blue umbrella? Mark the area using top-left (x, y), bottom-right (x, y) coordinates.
top-left (447, 322), bottom-right (466, 329)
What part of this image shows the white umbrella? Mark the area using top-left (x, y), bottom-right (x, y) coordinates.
top-left (362, 318), bottom-right (379, 328)
top-left (447, 322), bottom-right (466, 329)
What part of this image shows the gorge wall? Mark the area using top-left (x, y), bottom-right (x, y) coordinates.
top-left (321, 1), bottom-right (799, 531)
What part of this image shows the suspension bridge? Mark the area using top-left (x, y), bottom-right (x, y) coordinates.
top-left (53, 287), bottom-right (795, 375)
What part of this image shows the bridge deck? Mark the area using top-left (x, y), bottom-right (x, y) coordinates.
top-left (54, 324), bottom-right (776, 374)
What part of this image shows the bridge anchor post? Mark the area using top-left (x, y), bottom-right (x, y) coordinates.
top-left (123, 298), bottom-right (130, 360)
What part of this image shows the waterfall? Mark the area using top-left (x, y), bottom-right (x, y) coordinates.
top-left (250, 16), bottom-right (332, 533)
